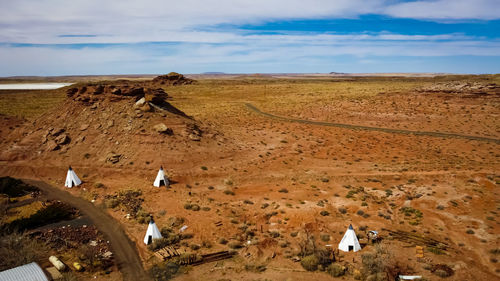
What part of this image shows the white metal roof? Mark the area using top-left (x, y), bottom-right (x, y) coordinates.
top-left (0, 262), bottom-right (49, 281)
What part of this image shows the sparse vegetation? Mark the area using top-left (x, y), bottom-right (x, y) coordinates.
top-left (4, 202), bottom-right (76, 232)
top-left (149, 261), bottom-right (180, 281)
top-left (0, 232), bottom-right (50, 271)
top-left (327, 263), bottom-right (346, 277)
top-left (300, 254), bottom-right (320, 271)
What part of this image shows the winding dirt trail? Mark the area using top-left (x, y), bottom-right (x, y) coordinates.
top-left (20, 179), bottom-right (150, 281)
top-left (245, 103), bottom-right (500, 144)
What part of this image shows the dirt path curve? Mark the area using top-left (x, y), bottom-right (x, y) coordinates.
top-left (246, 103), bottom-right (500, 144)
top-left (21, 179), bottom-right (150, 281)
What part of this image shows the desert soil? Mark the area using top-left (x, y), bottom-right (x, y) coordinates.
top-left (0, 74), bottom-right (499, 281)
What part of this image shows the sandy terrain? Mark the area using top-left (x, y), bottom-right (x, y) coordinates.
top-left (0, 74), bottom-right (499, 281)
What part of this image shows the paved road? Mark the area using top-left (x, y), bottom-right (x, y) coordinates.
top-left (21, 179), bottom-right (150, 281)
top-left (246, 103), bottom-right (500, 144)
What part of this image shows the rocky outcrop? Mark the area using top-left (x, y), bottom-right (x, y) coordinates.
top-left (185, 123), bottom-right (202, 141)
top-left (417, 82), bottom-right (500, 95)
top-left (152, 72), bottom-right (194, 86)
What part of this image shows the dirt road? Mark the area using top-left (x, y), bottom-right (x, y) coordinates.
top-left (246, 103), bottom-right (500, 144)
top-left (21, 179), bottom-right (150, 281)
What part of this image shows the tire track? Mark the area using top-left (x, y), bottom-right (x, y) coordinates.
top-left (245, 103), bottom-right (500, 144)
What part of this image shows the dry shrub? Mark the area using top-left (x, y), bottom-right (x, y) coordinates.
top-left (149, 262), bottom-right (180, 281)
top-left (228, 241), bottom-right (242, 249)
top-left (148, 238), bottom-right (171, 251)
top-left (245, 263), bottom-right (267, 272)
top-left (361, 245), bottom-right (400, 280)
top-left (301, 254), bottom-right (320, 271)
top-left (431, 264), bottom-right (454, 278)
top-left (327, 263), bottom-right (346, 277)
top-left (0, 232), bottom-right (49, 271)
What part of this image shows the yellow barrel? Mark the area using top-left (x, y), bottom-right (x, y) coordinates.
top-left (73, 262), bottom-right (83, 271)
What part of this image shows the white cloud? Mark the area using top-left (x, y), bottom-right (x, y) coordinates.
top-left (384, 0), bottom-right (500, 20)
top-left (0, 0), bottom-right (498, 45)
top-left (0, 0), bottom-right (498, 75)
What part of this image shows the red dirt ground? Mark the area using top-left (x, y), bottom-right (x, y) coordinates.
top-left (0, 75), bottom-right (499, 281)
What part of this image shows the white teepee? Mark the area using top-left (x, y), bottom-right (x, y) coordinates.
top-left (64, 166), bottom-right (82, 188)
top-left (153, 166), bottom-right (169, 187)
top-left (144, 217), bottom-right (162, 245)
top-left (338, 224), bottom-right (362, 252)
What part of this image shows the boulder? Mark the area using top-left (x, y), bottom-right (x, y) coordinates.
top-left (123, 87), bottom-right (144, 97)
top-left (55, 134), bottom-right (70, 145)
top-left (66, 88), bottom-right (78, 97)
top-left (139, 103), bottom-right (151, 112)
top-left (46, 140), bottom-right (60, 151)
top-left (135, 97), bottom-right (146, 107)
top-left (111, 88), bottom-right (122, 95)
top-left (51, 128), bottom-right (65, 137)
top-left (106, 153), bottom-right (122, 164)
top-left (134, 97), bottom-right (151, 112)
top-left (79, 124), bottom-right (89, 131)
top-left (145, 88), bottom-right (168, 103)
top-left (185, 123), bottom-right (202, 140)
top-left (75, 135), bottom-right (86, 143)
top-left (93, 85), bottom-right (105, 95)
top-left (188, 133), bottom-right (201, 141)
top-left (153, 123), bottom-right (173, 135)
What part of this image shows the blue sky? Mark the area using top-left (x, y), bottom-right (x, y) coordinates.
top-left (0, 0), bottom-right (499, 76)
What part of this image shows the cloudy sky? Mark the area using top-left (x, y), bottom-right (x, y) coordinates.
top-left (0, 0), bottom-right (499, 76)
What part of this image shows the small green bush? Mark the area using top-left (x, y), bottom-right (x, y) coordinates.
top-left (223, 190), bottom-right (235, 195)
top-left (327, 263), bottom-right (346, 277)
top-left (228, 241), bottom-right (242, 249)
top-left (433, 269), bottom-right (452, 278)
top-left (245, 263), bottom-right (267, 272)
top-left (300, 255), bottom-right (320, 271)
top-left (320, 234), bottom-right (330, 242)
top-left (105, 198), bottom-right (119, 209)
top-left (428, 247), bottom-right (444, 255)
top-left (147, 238), bottom-right (171, 251)
top-left (149, 262), bottom-right (179, 281)
top-left (269, 231), bottom-right (280, 238)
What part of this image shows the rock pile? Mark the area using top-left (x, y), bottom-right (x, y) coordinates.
top-left (42, 127), bottom-right (71, 151)
top-left (417, 82), bottom-right (500, 94)
top-left (152, 72), bottom-right (194, 85)
top-left (185, 123), bottom-right (202, 141)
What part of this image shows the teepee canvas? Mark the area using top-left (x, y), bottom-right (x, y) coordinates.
top-left (338, 224), bottom-right (362, 252)
top-left (64, 166), bottom-right (82, 188)
top-left (153, 166), bottom-right (169, 187)
top-left (144, 217), bottom-right (162, 245)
